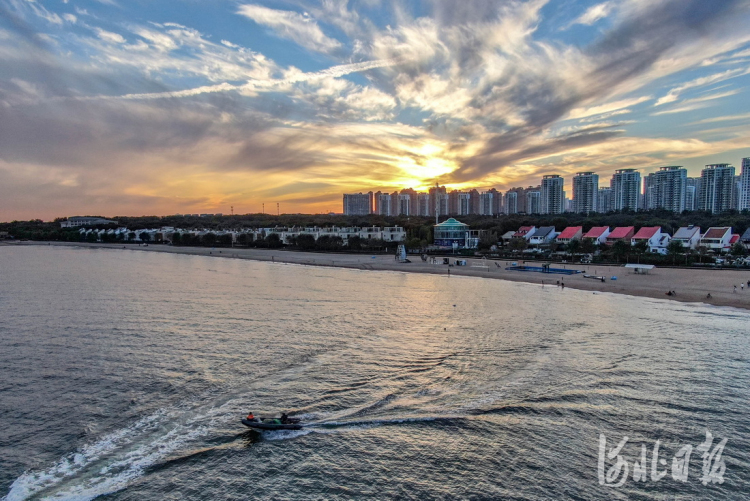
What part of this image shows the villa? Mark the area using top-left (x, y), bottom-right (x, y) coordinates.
top-left (583, 226), bottom-right (610, 245)
top-left (672, 226), bottom-right (701, 250)
top-left (555, 226), bottom-right (583, 245)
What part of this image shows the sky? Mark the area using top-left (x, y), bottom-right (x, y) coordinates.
top-left (1, 0), bottom-right (750, 220)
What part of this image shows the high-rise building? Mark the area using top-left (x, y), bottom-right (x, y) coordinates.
top-left (397, 193), bottom-right (412, 215)
top-left (740, 158), bottom-right (750, 211)
top-left (526, 190), bottom-right (541, 214)
top-left (479, 192), bottom-right (495, 215)
top-left (487, 188), bottom-right (503, 214)
top-left (505, 187), bottom-right (527, 214)
top-left (610, 169), bottom-right (641, 211)
top-left (540, 175), bottom-right (564, 214)
top-left (505, 191), bottom-right (518, 214)
top-left (685, 177), bottom-right (700, 211)
top-left (374, 192), bottom-right (392, 216)
top-left (390, 191), bottom-right (399, 216)
top-left (572, 172), bottom-right (599, 214)
top-left (343, 192), bottom-right (373, 215)
top-left (598, 187), bottom-right (612, 213)
top-left (428, 185), bottom-right (448, 217)
top-left (699, 164), bottom-right (735, 213)
top-left (417, 193), bottom-right (431, 216)
top-left (643, 166), bottom-right (687, 213)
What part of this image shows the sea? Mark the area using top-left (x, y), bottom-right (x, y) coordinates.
top-left (0, 245), bottom-right (748, 500)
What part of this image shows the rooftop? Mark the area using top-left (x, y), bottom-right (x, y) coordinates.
top-left (584, 226), bottom-right (609, 238)
top-left (632, 227), bottom-right (660, 240)
top-left (673, 226), bottom-right (701, 239)
top-left (703, 227), bottom-right (731, 239)
top-left (608, 227), bottom-right (635, 239)
top-left (557, 226), bottom-right (583, 239)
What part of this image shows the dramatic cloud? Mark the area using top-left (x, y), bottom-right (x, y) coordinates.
top-left (1, 0), bottom-right (750, 219)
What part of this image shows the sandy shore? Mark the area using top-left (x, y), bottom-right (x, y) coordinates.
top-left (8, 241), bottom-right (750, 310)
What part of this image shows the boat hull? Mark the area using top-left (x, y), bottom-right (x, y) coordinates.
top-left (241, 418), bottom-right (303, 430)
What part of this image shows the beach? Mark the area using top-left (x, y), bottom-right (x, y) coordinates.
top-left (8, 241), bottom-right (750, 310)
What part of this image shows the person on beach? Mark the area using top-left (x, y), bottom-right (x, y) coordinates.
top-left (734, 285), bottom-right (737, 293)
top-left (706, 293), bottom-right (712, 299)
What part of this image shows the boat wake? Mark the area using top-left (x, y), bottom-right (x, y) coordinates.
top-left (2, 402), bottom-right (236, 501)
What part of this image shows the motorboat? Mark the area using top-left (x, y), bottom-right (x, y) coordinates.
top-left (241, 416), bottom-right (303, 431)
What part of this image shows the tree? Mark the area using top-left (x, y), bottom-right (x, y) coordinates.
top-left (566, 239), bottom-right (581, 256)
top-left (697, 245), bottom-right (709, 264)
top-left (666, 239), bottom-right (684, 265)
top-left (128, 231), bottom-right (136, 242)
top-left (347, 235), bottom-right (362, 251)
top-left (508, 237), bottom-right (528, 252)
top-left (580, 238), bottom-right (596, 254)
top-left (86, 231), bottom-right (98, 243)
top-left (730, 241), bottom-right (747, 257)
top-left (202, 232), bottom-right (217, 245)
top-left (611, 240), bottom-right (630, 263)
top-left (633, 240), bottom-right (649, 263)
top-left (265, 233), bottom-right (283, 248)
top-left (294, 233), bottom-right (316, 250)
top-left (217, 233), bottom-right (233, 246)
top-left (139, 231), bottom-right (151, 242)
top-left (172, 232), bottom-right (182, 245)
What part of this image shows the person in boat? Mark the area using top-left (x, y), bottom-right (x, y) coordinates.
top-left (246, 412), bottom-right (257, 421)
top-left (280, 413), bottom-right (289, 424)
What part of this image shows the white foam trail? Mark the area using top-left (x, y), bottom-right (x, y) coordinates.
top-left (3, 411), bottom-right (166, 501)
top-left (3, 401), bottom-right (238, 501)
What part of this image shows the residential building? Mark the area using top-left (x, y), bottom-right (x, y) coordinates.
top-left (556, 226), bottom-right (583, 245)
top-left (597, 187), bottom-right (612, 213)
top-left (487, 188), bottom-right (503, 214)
top-left (526, 190), bottom-right (541, 214)
top-left (513, 226), bottom-right (536, 240)
top-left (428, 185), bottom-right (449, 216)
top-left (61, 216), bottom-right (116, 228)
top-left (504, 190), bottom-right (518, 215)
top-left (700, 227), bottom-right (733, 253)
top-left (417, 193), bottom-right (431, 216)
top-left (572, 172), bottom-right (599, 214)
top-left (631, 227), bottom-right (671, 254)
top-left (610, 169), bottom-right (641, 211)
top-left (643, 166), bottom-right (687, 212)
top-left (479, 191), bottom-right (495, 215)
top-left (541, 175), bottom-right (564, 214)
top-left (374, 192), bottom-right (392, 216)
top-left (342, 193), bottom-right (373, 215)
top-left (398, 193), bottom-right (412, 216)
top-left (529, 227), bottom-right (558, 246)
top-left (606, 226), bottom-right (635, 245)
top-left (672, 226), bottom-right (701, 250)
top-left (740, 227), bottom-right (750, 250)
top-left (699, 164), bottom-right (735, 213)
top-left (740, 158), bottom-right (750, 211)
top-left (583, 226), bottom-right (610, 245)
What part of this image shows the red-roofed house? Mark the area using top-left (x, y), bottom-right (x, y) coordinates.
top-left (606, 226), bottom-right (635, 245)
top-left (632, 227), bottom-right (671, 254)
top-left (513, 226), bottom-right (536, 240)
top-left (700, 227), bottom-right (732, 253)
top-left (727, 234), bottom-right (740, 252)
top-left (583, 226), bottom-right (610, 245)
top-left (556, 226), bottom-right (583, 244)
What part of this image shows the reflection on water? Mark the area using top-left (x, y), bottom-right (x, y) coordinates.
top-left (0, 246), bottom-right (748, 500)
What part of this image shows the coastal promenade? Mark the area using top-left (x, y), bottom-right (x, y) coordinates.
top-left (10, 241), bottom-right (750, 310)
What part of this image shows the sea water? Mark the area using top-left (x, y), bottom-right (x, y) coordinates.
top-left (1, 245), bottom-right (748, 500)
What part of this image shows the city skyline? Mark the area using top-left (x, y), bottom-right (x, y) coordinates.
top-left (2, 1), bottom-right (750, 220)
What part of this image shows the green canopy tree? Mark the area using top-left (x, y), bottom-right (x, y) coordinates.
top-left (666, 239), bottom-right (684, 264)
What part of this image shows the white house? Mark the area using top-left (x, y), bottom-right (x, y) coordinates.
top-left (700, 227), bottom-right (733, 253)
top-left (672, 226), bottom-right (701, 250)
top-left (631, 226), bottom-right (670, 254)
top-left (583, 226), bottom-right (610, 245)
top-left (529, 226), bottom-right (558, 246)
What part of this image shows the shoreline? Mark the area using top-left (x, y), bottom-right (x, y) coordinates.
top-left (7, 241), bottom-right (750, 311)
